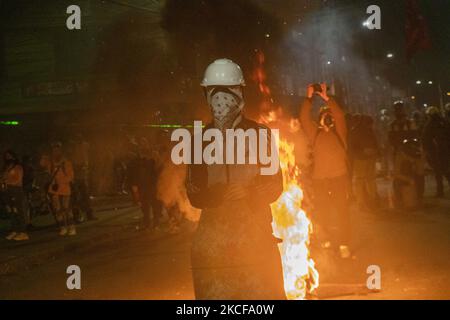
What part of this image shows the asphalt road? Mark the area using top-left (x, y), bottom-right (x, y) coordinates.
top-left (0, 229), bottom-right (196, 300)
top-left (0, 182), bottom-right (450, 300)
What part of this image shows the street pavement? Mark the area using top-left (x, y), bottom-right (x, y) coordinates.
top-left (0, 178), bottom-right (449, 300)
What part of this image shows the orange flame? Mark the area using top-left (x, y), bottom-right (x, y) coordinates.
top-left (254, 50), bottom-right (319, 300)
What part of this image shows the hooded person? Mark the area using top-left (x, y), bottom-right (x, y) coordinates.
top-left (299, 83), bottom-right (351, 259)
top-left (186, 59), bottom-right (285, 300)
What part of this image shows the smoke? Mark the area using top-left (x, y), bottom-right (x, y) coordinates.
top-left (277, 5), bottom-right (400, 115)
top-left (155, 146), bottom-right (201, 222)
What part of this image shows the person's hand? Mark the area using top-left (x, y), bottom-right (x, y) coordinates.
top-left (224, 183), bottom-right (248, 201)
top-left (317, 83), bottom-right (330, 102)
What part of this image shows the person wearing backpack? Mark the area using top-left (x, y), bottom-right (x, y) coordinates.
top-left (300, 83), bottom-right (351, 259)
top-left (44, 143), bottom-right (76, 236)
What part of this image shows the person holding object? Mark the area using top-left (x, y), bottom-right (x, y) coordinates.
top-left (299, 83), bottom-right (352, 259)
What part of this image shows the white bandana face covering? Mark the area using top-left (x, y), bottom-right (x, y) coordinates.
top-left (206, 87), bottom-right (244, 130)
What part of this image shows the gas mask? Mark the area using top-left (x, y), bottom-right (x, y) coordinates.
top-left (319, 112), bottom-right (335, 132)
top-left (206, 86), bottom-right (244, 130)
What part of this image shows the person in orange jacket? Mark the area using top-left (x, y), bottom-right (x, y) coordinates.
top-left (42, 143), bottom-right (76, 236)
top-left (299, 83), bottom-right (351, 259)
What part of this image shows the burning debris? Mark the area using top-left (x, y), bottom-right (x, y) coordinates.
top-left (254, 51), bottom-right (319, 300)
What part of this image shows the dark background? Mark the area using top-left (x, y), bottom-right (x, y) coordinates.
top-left (0, 0), bottom-right (448, 132)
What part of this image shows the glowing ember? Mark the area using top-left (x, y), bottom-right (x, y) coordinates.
top-left (254, 50), bottom-right (319, 300)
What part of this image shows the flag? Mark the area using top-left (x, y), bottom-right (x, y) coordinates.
top-left (405, 0), bottom-right (431, 61)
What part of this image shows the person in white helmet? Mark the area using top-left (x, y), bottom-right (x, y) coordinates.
top-left (186, 59), bottom-right (285, 300)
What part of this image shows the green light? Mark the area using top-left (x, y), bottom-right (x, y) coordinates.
top-left (145, 124), bottom-right (205, 129)
top-left (0, 121), bottom-right (20, 126)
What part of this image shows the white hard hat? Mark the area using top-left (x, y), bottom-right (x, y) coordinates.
top-left (201, 58), bottom-right (246, 87)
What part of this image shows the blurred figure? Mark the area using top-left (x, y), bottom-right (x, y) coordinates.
top-left (153, 141), bottom-right (181, 233)
top-left (388, 101), bottom-right (419, 156)
top-left (388, 101), bottom-right (424, 201)
top-left (377, 108), bottom-right (391, 175)
top-left (69, 135), bottom-right (96, 222)
top-left (42, 143), bottom-right (76, 236)
top-left (300, 83), bottom-right (351, 259)
top-left (349, 115), bottom-right (380, 211)
top-left (393, 138), bottom-right (424, 210)
top-left (422, 107), bottom-right (450, 197)
top-left (1, 150), bottom-right (29, 241)
top-left (128, 137), bottom-right (161, 230)
top-left (412, 110), bottom-right (425, 134)
top-left (21, 155), bottom-right (35, 229)
top-left (445, 103), bottom-right (450, 146)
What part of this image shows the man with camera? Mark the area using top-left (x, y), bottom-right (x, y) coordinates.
top-left (300, 83), bottom-right (351, 259)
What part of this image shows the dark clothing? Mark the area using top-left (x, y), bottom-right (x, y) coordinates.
top-left (388, 118), bottom-right (419, 155)
top-left (312, 175), bottom-right (350, 245)
top-left (72, 179), bottom-right (94, 221)
top-left (4, 186), bottom-right (26, 232)
top-left (128, 157), bottom-right (160, 225)
top-left (348, 119), bottom-right (380, 209)
top-left (128, 158), bottom-right (157, 193)
top-left (141, 193), bottom-right (163, 227)
top-left (187, 117), bottom-right (285, 300)
top-left (422, 117), bottom-right (450, 196)
top-left (348, 121), bottom-right (379, 161)
top-left (72, 165), bottom-right (94, 220)
top-left (393, 152), bottom-right (424, 208)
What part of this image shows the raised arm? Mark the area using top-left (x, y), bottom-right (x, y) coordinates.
top-left (299, 97), bottom-right (318, 141)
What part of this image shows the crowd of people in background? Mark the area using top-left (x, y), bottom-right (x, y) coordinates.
top-left (300, 82), bottom-right (450, 259)
top-left (0, 131), bottom-right (180, 241)
top-left (347, 101), bottom-right (450, 213)
top-left (1, 100), bottom-right (449, 244)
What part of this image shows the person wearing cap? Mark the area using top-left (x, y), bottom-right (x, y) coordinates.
top-left (422, 107), bottom-right (450, 197)
top-left (186, 59), bottom-right (285, 300)
top-left (300, 83), bottom-right (352, 259)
